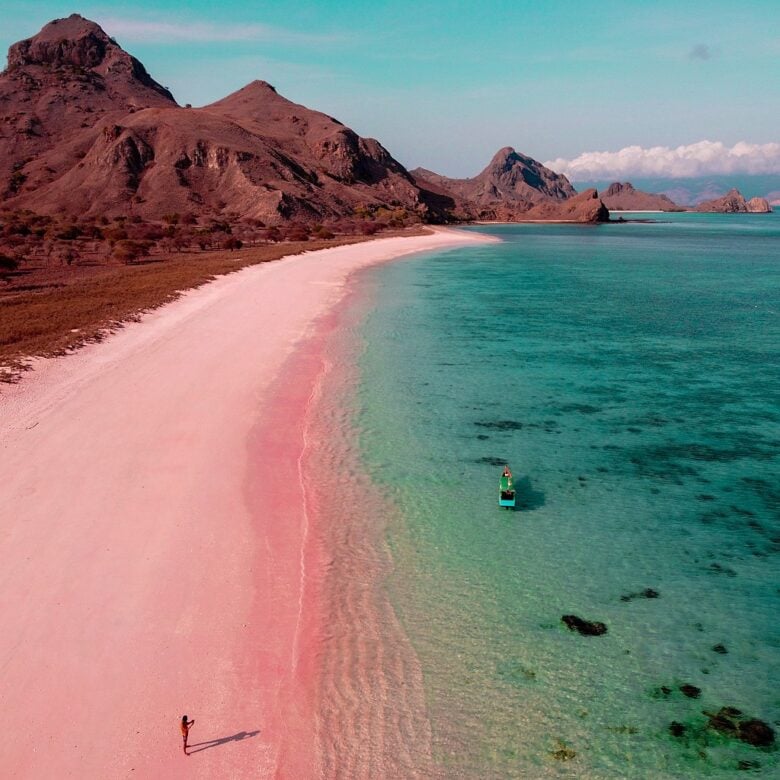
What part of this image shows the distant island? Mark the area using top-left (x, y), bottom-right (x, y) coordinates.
top-left (693, 188), bottom-right (772, 213)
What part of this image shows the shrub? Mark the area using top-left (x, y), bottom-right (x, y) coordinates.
top-left (113, 240), bottom-right (151, 265)
top-left (56, 224), bottom-right (83, 241)
top-left (0, 253), bottom-right (19, 273)
top-left (285, 225), bottom-right (309, 242)
top-left (222, 237), bottom-right (243, 251)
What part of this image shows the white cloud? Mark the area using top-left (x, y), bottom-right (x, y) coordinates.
top-left (95, 16), bottom-right (339, 45)
top-left (545, 141), bottom-right (780, 180)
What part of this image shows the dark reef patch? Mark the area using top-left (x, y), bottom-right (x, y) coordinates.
top-left (621, 588), bottom-right (660, 602)
top-left (707, 562), bottom-right (737, 577)
top-left (680, 684), bottom-right (701, 699)
top-left (496, 659), bottom-right (537, 687)
top-left (475, 456), bottom-right (508, 467)
top-left (562, 614), bottom-right (608, 636)
top-left (705, 707), bottom-right (776, 747)
top-left (474, 420), bottom-right (525, 431)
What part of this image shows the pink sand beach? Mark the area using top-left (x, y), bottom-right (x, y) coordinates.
top-left (0, 228), bottom-right (492, 778)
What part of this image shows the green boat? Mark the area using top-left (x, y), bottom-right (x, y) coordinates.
top-left (499, 465), bottom-right (516, 508)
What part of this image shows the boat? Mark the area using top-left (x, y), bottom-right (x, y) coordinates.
top-left (499, 465), bottom-right (516, 508)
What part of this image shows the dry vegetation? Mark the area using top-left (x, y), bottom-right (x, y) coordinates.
top-left (0, 210), bottom-right (429, 382)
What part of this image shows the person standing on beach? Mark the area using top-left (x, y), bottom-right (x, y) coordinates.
top-left (180, 715), bottom-right (195, 754)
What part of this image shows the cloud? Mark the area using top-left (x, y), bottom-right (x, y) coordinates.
top-left (545, 141), bottom-right (780, 180)
top-left (95, 16), bottom-right (340, 45)
top-left (689, 43), bottom-right (713, 60)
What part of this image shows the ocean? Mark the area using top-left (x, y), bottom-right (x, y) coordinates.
top-left (320, 213), bottom-right (779, 778)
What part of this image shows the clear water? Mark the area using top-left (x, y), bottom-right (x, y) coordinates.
top-left (346, 213), bottom-right (779, 778)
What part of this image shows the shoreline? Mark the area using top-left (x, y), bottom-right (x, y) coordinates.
top-left (0, 227), bottom-right (495, 777)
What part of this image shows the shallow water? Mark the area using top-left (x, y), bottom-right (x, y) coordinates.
top-left (340, 214), bottom-right (780, 777)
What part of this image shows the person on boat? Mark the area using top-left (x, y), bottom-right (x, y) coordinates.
top-left (181, 715), bottom-right (195, 754)
top-left (502, 465), bottom-right (512, 478)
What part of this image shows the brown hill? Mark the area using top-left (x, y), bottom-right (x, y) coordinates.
top-left (601, 182), bottom-right (680, 211)
top-left (1, 15), bottom-right (607, 226)
top-left (410, 148), bottom-right (609, 222)
top-left (410, 147), bottom-right (578, 218)
top-left (1, 15), bottom-right (451, 224)
top-left (695, 189), bottom-right (772, 213)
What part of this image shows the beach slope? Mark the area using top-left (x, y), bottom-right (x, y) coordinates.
top-left (0, 228), bottom-right (491, 778)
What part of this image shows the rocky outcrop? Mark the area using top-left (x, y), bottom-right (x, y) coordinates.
top-left (695, 188), bottom-right (772, 213)
top-left (521, 188), bottom-right (610, 223)
top-left (747, 196), bottom-right (772, 213)
top-left (601, 182), bottom-right (680, 211)
top-left (6, 13), bottom-right (173, 101)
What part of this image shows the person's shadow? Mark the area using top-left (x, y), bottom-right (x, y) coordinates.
top-left (187, 729), bottom-right (260, 754)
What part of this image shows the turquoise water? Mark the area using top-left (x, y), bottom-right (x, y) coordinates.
top-left (346, 213), bottom-right (779, 777)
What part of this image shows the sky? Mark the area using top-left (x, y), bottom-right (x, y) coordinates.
top-left (1, 0), bottom-right (779, 178)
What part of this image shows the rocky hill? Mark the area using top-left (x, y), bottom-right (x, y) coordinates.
top-left (694, 189), bottom-right (772, 213)
top-left (409, 147), bottom-right (605, 221)
top-left (1, 15), bottom-right (608, 226)
top-left (0, 15), bottom-right (453, 224)
top-left (601, 182), bottom-right (680, 211)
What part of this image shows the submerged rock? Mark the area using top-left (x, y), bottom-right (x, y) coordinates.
top-left (475, 456), bottom-right (507, 466)
top-left (562, 614), bottom-right (608, 636)
top-left (474, 419), bottom-right (524, 431)
top-left (739, 719), bottom-right (776, 747)
top-left (680, 684), bottom-right (701, 699)
top-left (550, 740), bottom-right (577, 761)
top-left (669, 721), bottom-right (686, 737)
top-left (621, 587), bottom-right (660, 602)
top-left (705, 707), bottom-right (776, 747)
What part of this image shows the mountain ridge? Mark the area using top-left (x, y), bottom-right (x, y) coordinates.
top-left (1, 15), bottom-right (606, 225)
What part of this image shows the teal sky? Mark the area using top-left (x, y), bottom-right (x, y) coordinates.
top-left (2, 1), bottom-right (779, 177)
